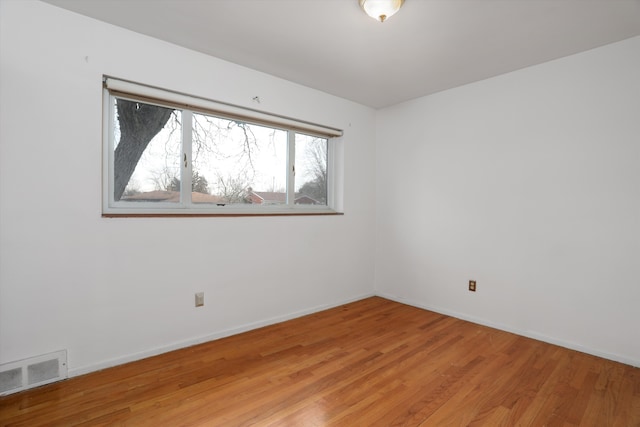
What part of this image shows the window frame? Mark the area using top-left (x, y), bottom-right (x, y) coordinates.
top-left (102, 78), bottom-right (342, 217)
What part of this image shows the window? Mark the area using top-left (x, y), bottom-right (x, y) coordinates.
top-left (103, 78), bottom-right (342, 216)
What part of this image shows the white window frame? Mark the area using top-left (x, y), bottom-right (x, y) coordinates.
top-left (102, 77), bottom-right (343, 216)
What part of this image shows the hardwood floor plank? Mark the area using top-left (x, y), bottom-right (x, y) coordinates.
top-left (1, 297), bottom-right (639, 426)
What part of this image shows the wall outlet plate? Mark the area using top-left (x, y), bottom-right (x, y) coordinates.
top-left (195, 292), bottom-right (204, 307)
top-left (469, 280), bottom-right (476, 292)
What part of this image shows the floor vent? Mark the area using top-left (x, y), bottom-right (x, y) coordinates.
top-left (0, 350), bottom-right (67, 395)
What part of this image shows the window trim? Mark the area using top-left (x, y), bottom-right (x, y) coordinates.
top-left (102, 78), bottom-right (342, 217)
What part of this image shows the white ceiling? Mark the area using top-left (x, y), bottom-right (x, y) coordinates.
top-left (42, 0), bottom-right (640, 109)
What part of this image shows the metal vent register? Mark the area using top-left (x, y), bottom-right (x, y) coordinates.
top-left (0, 350), bottom-right (67, 395)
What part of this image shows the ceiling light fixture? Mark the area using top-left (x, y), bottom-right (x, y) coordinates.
top-left (359, 0), bottom-right (405, 23)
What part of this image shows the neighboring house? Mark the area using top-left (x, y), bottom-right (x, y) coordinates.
top-left (247, 190), bottom-right (286, 205)
top-left (122, 191), bottom-right (226, 204)
top-left (247, 190), bottom-right (320, 205)
top-left (122, 189), bottom-right (319, 205)
top-left (293, 195), bottom-right (320, 205)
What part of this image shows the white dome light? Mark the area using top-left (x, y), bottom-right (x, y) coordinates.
top-left (359, 0), bottom-right (405, 23)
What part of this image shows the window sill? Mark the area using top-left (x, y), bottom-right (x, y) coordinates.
top-left (102, 211), bottom-right (344, 218)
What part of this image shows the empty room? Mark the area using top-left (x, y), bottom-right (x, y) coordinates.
top-left (1, 0), bottom-right (639, 425)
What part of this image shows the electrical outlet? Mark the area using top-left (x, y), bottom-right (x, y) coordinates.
top-left (469, 280), bottom-right (476, 292)
top-left (195, 292), bottom-right (204, 307)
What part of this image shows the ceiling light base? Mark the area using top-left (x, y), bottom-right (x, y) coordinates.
top-left (359, 0), bottom-right (405, 23)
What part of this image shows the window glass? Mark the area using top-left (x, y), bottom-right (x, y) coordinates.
top-left (191, 113), bottom-right (287, 205)
top-left (295, 134), bottom-right (328, 205)
top-left (113, 99), bottom-right (181, 203)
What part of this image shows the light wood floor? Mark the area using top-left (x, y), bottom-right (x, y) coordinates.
top-left (1, 297), bottom-right (639, 426)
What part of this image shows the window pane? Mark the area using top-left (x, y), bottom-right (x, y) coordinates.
top-left (295, 134), bottom-right (328, 205)
top-left (191, 113), bottom-right (287, 205)
top-left (113, 98), bottom-right (181, 203)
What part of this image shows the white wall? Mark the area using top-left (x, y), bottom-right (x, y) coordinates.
top-left (2, 1), bottom-right (637, 379)
top-left (376, 36), bottom-right (640, 366)
top-left (0, 1), bottom-right (376, 375)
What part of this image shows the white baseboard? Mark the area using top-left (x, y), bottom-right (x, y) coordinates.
top-left (68, 292), bottom-right (375, 378)
top-left (66, 290), bottom-right (639, 377)
top-left (377, 291), bottom-right (639, 368)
